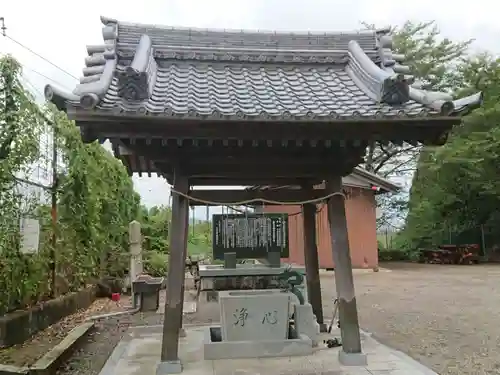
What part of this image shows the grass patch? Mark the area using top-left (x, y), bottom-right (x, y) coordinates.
top-left (188, 242), bottom-right (211, 258)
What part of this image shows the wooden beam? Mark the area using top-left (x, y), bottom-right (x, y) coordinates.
top-left (76, 117), bottom-right (457, 143)
top-left (325, 176), bottom-right (364, 362)
top-left (157, 161), bottom-right (364, 178)
top-left (154, 155), bottom-right (355, 166)
top-left (185, 189), bottom-right (330, 206)
top-left (160, 170), bottom-right (189, 369)
top-left (179, 195), bottom-right (190, 332)
top-left (122, 139), bottom-right (367, 160)
top-left (186, 177), bottom-right (324, 187)
top-left (302, 201), bottom-right (325, 330)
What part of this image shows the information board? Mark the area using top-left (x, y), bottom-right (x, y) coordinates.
top-left (212, 213), bottom-right (289, 260)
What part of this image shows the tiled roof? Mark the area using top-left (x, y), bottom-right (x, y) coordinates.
top-left (99, 63), bottom-right (433, 119)
top-left (45, 16), bottom-right (483, 122)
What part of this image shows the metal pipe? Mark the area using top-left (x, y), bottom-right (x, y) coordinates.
top-left (85, 293), bottom-right (141, 322)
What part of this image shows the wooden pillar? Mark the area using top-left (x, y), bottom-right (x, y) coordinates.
top-left (302, 202), bottom-right (325, 329)
top-left (178, 200), bottom-right (190, 333)
top-left (159, 171), bottom-right (189, 373)
top-left (325, 176), bottom-right (363, 358)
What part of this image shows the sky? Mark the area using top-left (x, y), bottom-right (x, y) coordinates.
top-left (1, 0), bottom-right (499, 213)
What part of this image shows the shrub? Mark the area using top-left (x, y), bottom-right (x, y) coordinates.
top-left (144, 251), bottom-right (168, 277)
top-left (378, 249), bottom-right (414, 261)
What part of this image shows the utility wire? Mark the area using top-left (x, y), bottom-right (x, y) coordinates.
top-left (3, 34), bottom-right (79, 81)
top-left (21, 64), bottom-right (74, 91)
top-left (20, 75), bottom-right (44, 98)
top-left (0, 50), bottom-right (72, 92)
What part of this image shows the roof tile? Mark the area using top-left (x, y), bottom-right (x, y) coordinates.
top-left (96, 62), bottom-right (427, 119)
top-left (44, 17), bottom-right (483, 121)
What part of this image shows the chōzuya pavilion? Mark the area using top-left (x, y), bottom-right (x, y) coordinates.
top-left (45, 16), bottom-right (482, 373)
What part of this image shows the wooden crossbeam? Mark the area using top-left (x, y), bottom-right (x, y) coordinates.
top-left (186, 177), bottom-right (323, 187)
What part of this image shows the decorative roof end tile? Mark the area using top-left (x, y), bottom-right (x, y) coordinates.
top-left (347, 40), bottom-right (410, 105)
top-left (451, 92), bottom-right (483, 115)
top-left (44, 84), bottom-right (80, 111)
top-left (381, 75), bottom-right (410, 105)
top-left (116, 34), bottom-right (157, 101)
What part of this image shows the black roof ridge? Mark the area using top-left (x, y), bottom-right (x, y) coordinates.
top-left (101, 16), bottom-right (378, 37)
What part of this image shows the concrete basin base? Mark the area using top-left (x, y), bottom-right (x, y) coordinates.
top-left (203, 326), bottom-right (313, 360)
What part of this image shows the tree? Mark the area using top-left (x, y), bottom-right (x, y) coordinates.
top-left (138, 205), bottom-right (213, 276)
top-left (398, 53), bottom-right (500, 249)
top-left (362, 21), bottom-right (473, 229)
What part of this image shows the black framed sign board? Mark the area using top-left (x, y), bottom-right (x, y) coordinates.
top-left (212, 213), bottom-right (289, 260)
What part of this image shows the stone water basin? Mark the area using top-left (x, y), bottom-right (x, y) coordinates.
top-left (203, 289), bottom-right (314, 360)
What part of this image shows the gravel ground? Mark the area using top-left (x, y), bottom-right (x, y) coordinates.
top-left (57, 264), bottom-right (500, 375)
top-left (321, 263), bottom-right (500, 375)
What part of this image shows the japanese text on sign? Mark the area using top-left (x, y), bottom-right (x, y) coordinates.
top-left (212, 213), bottom-right (289, 259)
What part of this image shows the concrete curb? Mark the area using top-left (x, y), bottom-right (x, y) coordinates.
top-left (361, 329), bottom-right (438, 375)
top-left (29, 322), bottom-right (95, 375)
top-left (0, 322), bottom-right (95, 375)
top-left (0, 364), bottom-right (29, 375)
top-left (97, 340), bottom-right (131, 375)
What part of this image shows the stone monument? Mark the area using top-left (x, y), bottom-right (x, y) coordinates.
top-left (129, 220), bottom-right (143, 288)
top-left (203, 289), bottom-right (319, 360)
top-left (220, 290), bottom-right (290, 341)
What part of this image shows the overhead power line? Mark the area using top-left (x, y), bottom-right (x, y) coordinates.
top-left (0, 17), bottom-right (79, 81)
top-left (4, 35), bottom-right (78, 81)
top-left (20, 65), bottom-right (73, 91)
top-left (20, 75), bottom-right (44, 99)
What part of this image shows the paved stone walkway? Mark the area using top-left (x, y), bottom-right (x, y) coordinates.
top-left (99, 325), bottom-right (438, 375)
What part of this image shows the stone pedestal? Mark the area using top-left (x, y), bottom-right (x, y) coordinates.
top-left (267, 251), bottom-right (281, 267)
top-left (219, 290), bottom-right (290, 341)
top-left (338, 350), bottom-right (368, 366)
top-left (224, 252), bottom-right (237, 268)
top-left (294, 303), bottom-right (320, 346)
top-left (156, 360), bottom-right (182, 375)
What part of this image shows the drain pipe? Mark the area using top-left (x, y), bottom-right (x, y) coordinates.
top-left (85, 293), bottom-right (141, 322)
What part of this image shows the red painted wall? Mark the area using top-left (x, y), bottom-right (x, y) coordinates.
top-left (263, 187), bottom-right (378, 269)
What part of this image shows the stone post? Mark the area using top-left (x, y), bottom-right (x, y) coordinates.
top-left (129, 220), bottom-right (143, 289)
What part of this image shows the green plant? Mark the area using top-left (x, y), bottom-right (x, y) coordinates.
top-left (378, 249), bottom-right (412, 262)
top-left (0, 55), bottom-right (50, 314)
top-left (144, 251), bottom-right (168, 277)
top-left (0, 55), bottom-right (141, 314)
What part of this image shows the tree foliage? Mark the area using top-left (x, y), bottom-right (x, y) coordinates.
top-left (139, 205), bottom-right (212, 276)
top-left (398, 53), bottom-right (500, 250)
top-left (363, 21), bottom-right (474, 229)
top-left (0, 55), bottom-right (140, 314)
